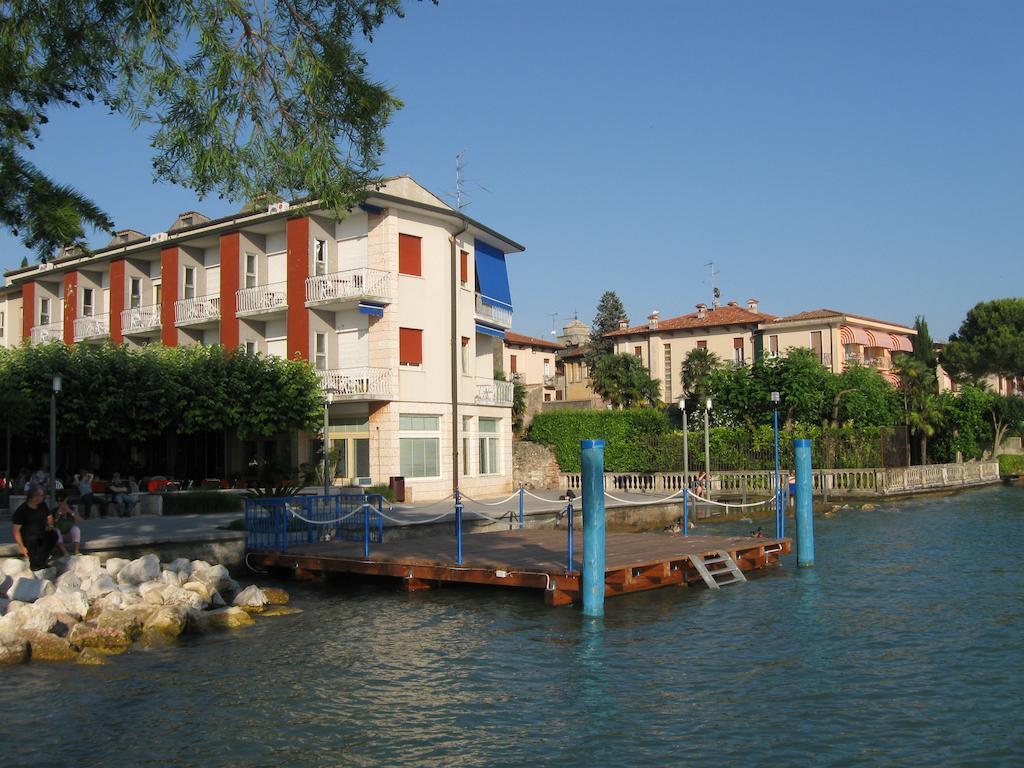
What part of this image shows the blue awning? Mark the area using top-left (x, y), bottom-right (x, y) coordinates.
top-left (474, 239), bottom-right (513, 311)
top-left (358, 302), bottom-right (384, 317)
top-left (475, 322), bottom-right (506, 340)
top-left (359, 202), bottom-right (384, 215)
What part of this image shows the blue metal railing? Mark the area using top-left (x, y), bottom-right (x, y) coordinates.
top-left (244, 493), bottom-right (385, 553)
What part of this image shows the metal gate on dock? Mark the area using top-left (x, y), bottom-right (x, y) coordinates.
top-left (244, 494), bottom-right (385, 551)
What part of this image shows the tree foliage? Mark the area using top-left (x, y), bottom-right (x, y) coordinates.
top-left (591, 353), bottom-right (661, 409)
top-left (528, 408), bottom-right (671, 472)
top-left (942, 298), bottom-right (1024, 380)
top-left (585, 290), bottom-right (627, 371)
top-left (1, 0), bottom-right (421, 257)
top-left (912, 315), bottom-right (937, 373)
top-left (681, 348), bottom-right (722, 412)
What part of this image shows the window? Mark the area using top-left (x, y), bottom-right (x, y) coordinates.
top-left (314, 332), bottom-right (328, 371)
top-left (769, 335), bottom-right (779, 355)
top-left (555, 391), bottom-right (563, 401)
top-left (462, 416), bottom-right (472, 476)
top-left (399, 327), bottom-right (423, 366)
top-left (82, 288), bottom-right (94, 317)
top-left (154, 283), bottom-right (162, 306)
top-left (400, 414), bottom-right (440, 478)
top-left (696, 340), bottom-right (707, 349)
top-left (810, 331), bottom-right (823, 362)
top-left (130, 278), bottom-right (142, 309)
top-left (478, 418), bottom-right (500, 475)
top-left (245, 341), bottom-right (257, 356)
top-left (663, 346), bottom-right (673, 403)
top-left (544, 358), bottom-right (551, 377)
top-left (399, 233), bottom-right (422, 276)
top-left (733, 337), bottom-right (744, 364)
top-left (245, 252), bottom-right (258, 289)
top-left (634, 345), bottom-right (643, 358)
top-left (510, 354), bottom-right (518, 374)
top-left (544, 393), bottom-right (551, 402)
top-left (40, 298), bottom-right (51, 326)
top-left (313, 239), bottom-right (327, 276)
top-left (461, 336), bottom-right (470, 374)
top-left (460, 250), bottom-right (469, 285)
top-left (0, 310), bottom-right (4, 337)
top-left (183, 267), bottom-right (196, 299)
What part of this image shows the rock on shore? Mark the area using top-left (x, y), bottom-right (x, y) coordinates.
top-left (0, 555), bottom-right (292, 665)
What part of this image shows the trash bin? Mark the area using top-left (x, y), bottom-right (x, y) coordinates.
top-left (389, 476), bottom-right (406, 503)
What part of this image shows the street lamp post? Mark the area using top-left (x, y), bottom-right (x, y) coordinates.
top-left (50, 373), bottom-right (62, 506)
top-left (322, 387), bottom-right (337, 498)
top-left (679, 396), bottom-right (689, 494)
top-left (771, 390), bottom-right (781, 538)
top-left (703, 396), bottom-right (712, 500)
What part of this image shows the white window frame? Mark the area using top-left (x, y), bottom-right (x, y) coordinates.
top-left (543, 358), bottom-right (551, 377)
top-left (314, 239), bottom-right (327, 276)
top-left (0, 310), bottom-right (5, 338)
top-left (663, 346), bottom-right (672, 403)
top-left (129, 277), bottom-right (142, 309)
top-left (461, 337), bottom-right (470, 374)
top-left (478, 417), bottom-right (500, 476)
top-left (314, 332), bottom-right (328, 371)
top-left (183, 267), bottom-right (196, 300)
top-left (82, 287), bottom-right (94, 317)
top-left (245, 341), bottom-right (257, 356)
top-left (461, 415), bottom-right (473, 476)
top-left (39, 297), bottom-right (51, 326)
top-left (245, 252), bottom-right (258, 289)
top-left (399, 414), bottom-right (442, 479)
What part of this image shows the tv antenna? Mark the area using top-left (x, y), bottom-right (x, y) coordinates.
top-left (705, 261), bottom-right (721, 308)
top-left (546, 311), bottom-right (559, 336)
top-left (450, 150), bottom-right (490, 210)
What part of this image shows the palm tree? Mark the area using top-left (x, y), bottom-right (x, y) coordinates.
top-left (907, 394), bottom-right (946, 464)
top-left (681, 348), bottom-right (722, 410)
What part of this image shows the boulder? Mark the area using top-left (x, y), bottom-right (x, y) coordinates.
top-left (117, 554), bottom-right (161, 586)
top-left (0, 597), bottom-right (7, 616)
top-left (188, 606), bottom-right (254, 632)
top-left (20, 629), bottom-right (78, 662)
top-left (260, 606), bottom-right (303, 617)
top-left (33, 566), bottom-right (57, 581)
top-left (261, 587), bottom-right (290, 605)
top-left (190, 559), bottom-right (212, 575)
top-left (0, 573), bottom-right (12, 598)
top-left (95, 590), bottom-right (129, 612)
top-left (22, 606), bottom-right (59, 634)
top-left (1, 558), bottom-right (29, 579)
top-left (160, 569), bottom-right (184, 588)
top-left (195, 564), bottom-right (232, 593)
top-left (210, 590), bottom-right (226, 608)
top-left (51, 612), bottom-right (79, 637)
top-left (70, 555), bottom-right (102, 580)
top-left (82, 572), bottom-right (119, 600)
top-left (55, 571), bottom-right (82, 592)
top-left (140, 581), bottom-right (167, 604)
top-left (76, 648), bottom-right (107, 665)
top-left (68, 624), bottom-right (133, 655)
top-left (233, 585), bottom-right (268, 611)
top-left (160, 586), bottom-right (204, 610)
top-left (35, 590), bottom-right (89, 620)
top-left (223, 578), bottom-right (241, 598)
top-left (104, 558), bottom-right (130, 578)
top-left (181, 581), bottom-right (214, 609)
top-left (10, 577), bottom-right (55, 603)
top-left (165, 558), bottom-right (192, 576)
top-left (94, 608), bottom-right (143, 643)
top-left (0, 609), bottom-right (29, 634)
top-left (0, 632), bottom-right (29, 664)
top-left (142, 605), bottom-right (189, 644)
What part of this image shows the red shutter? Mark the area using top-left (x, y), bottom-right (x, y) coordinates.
top-left (399, 327), bottom-right (423, 365)
top-left (696, 340), bottom-right (707, 349)
top-left (634, 345), bottom-right (642, 357)
top-left (733, 337), bottom-right (743, 349)
top-left (399, 234), bottom-right (422, 276)
top-left (460, 250), bottom-right (468, 284)
top-left (510, 354), bottom-right (517, 373)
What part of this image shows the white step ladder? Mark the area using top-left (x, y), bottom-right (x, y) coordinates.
top-left (690, 550), bottom-right (747, 589)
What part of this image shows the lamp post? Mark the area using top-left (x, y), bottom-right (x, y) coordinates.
top-left (703, 396), bottom-right (712, 499)
top-left (322, 387), bottom-right (337, 498)
top-left (50, 372), bottom-right (62, 506)
top-left (679, 396), bottom-right (689, 494)
top-left (771, 390), bottom-right (781, 538)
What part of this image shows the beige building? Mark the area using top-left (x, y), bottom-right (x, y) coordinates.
top-left (503, 331), bottom-right (565, 403)
top-left (1, 177), bottom-right (524, 501)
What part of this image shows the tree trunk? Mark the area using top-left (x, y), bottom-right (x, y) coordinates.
top-left (921, 432), bottom-right (928, 465)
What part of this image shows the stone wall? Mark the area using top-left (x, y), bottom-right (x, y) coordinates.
top-left (513, 441), bottom-right (561, 490)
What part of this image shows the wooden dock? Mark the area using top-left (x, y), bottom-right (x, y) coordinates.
top-left (249, 530), bottom-right (791, 606)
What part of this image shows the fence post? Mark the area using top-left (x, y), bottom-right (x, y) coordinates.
top-left (307, 496), bottom-right (315, 545)
top-left (741, 474), bottom-right (747, 504)
top-left (519, 485), bottom-right (524, 529)
top-left (455, 489), bottom-right (464, 565)
top-left (362, 493), bottom-right (370, 558)
top-left (683, 488), bottom-right (689, 537)
top-left (581, 439), bottom-right (607, 617)
top-left (376, 494), bottom-right (384, 543)
top-left (565, 497), bottom-right (575, 573)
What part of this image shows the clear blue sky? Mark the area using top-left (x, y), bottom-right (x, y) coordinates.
top-left (3, 0), bottom-right (1022, 341)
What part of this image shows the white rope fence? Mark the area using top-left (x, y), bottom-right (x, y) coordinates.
top-left (685, 488), bottom-right (777, 509)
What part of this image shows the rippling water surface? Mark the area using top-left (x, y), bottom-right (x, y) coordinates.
top-left (4, 486), bottom-right (1023, 767)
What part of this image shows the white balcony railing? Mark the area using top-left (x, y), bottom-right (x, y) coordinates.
top-left (121, 305), bottom-right (161, 334)
top-left (474, 294), bottom-right (513, 328)
top-left (31, 322), bottom-right (63, 344)
top-left (476, 378), bottom-right (514, 406)
top-left (174, 294), bottom-right (221, 325)
top-left (237, 281), bottom-right (288, 315)
top-left (320, 367), bottom-right (394, 400)
top-left (305, 268), bottom-right (393, 305)
top-left (73, 313), bottom-right (109, 341)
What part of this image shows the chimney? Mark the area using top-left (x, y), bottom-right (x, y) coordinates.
top-left (747, 298), bottom-right (759, 313)
top-left (727, 301), bottom-right (739, 308)
top-left (647, 310), bottom-right (660, 330)
top-left (696, 303), bottom-right (707, 320)
top-left (617, 316), bottom-right (629, 330)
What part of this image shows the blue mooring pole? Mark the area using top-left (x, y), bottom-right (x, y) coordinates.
top-left (362, 494), bottom-right (370, 558)
top-left (581, 439), bottom-right (607, 617)
top-left (518, 485), bottom-right (524, 529)
top-left (455, 489), bottom-right (464, 565)
top-left (565, 498), bottom-right (574, 572)
top-left (794, 438), bottom-right (815, 567)
top-left (682, 485), bottom-right (689, 537)
top-left (773, 406), bottom-right (782, 539)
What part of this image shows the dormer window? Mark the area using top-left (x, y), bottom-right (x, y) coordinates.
top-left (181, 216), bottom-right (193, 227)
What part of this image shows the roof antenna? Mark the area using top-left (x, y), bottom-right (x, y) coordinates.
top-left (547, 311), bottom-right (559, 336)
top-left (451, 150), bottom-right (490, 211)
top-left (705, 261), bottom-right (721, 309)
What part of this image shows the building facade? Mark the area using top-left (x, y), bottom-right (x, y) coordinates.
top-left (1, 177), bottom-right (523, 501)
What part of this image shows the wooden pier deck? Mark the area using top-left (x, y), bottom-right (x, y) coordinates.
top-left (249, 530), bottom-right (791, 606)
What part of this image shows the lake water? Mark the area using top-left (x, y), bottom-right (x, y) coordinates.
top-left (4, 486), bottom-right (1023, 767)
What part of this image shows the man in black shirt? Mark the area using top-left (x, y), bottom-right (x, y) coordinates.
top-left (12, 482), bottom-right (58, 570)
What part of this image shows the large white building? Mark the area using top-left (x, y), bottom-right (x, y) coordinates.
top-left (0, 177), bottom-right (524, 501)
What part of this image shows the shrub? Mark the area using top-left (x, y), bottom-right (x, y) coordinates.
top-left (997, 454), bottom-right (1024, 477)
top-left (528, 409), bottom-right (671, 472)
top-left (362, 484), bottom-right (396, 502)
top-left (161, 490), bottom-right (245, 515)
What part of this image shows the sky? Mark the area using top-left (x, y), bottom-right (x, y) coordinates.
top-left (3, 0), bottom-right (1022, 341)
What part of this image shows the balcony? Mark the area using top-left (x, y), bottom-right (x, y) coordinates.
top-left (31, 322), bottom-right (63, 344)
top-left (865, 356), bottom-right (890, 371)
top-left (237, 281), bottom-right (288, 317)
top-left (175, 294), bottom-right (221, 327)
top-left (74, 314), bottom-right (109, 342)
top-left (474, 294), bottom-right (512, 329)
top-left (476, 378), bottom-right (514, 406)
top-left (319, 367), bottom-right (394, 401)
top-left (845, 353), bottom-right (863, 366)
top-left (818, 352), bottom-right (833, 369)
top-left (544, 374), bottom-right (564, 389)
top-left (305, 268), bottom-right (393, 308)
top-left (121, 305), bottom-right (162, 336)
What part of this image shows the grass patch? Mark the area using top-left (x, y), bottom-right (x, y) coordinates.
top-left (998, 454), bottom-right (1024, 477)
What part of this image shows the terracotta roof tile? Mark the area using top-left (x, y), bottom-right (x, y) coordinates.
top-left (770, 308), bottom-right (915, 332)
top-left (504, 331), bottom-right (566, 351)
top-left (606, 306), bottom-right (777, 337)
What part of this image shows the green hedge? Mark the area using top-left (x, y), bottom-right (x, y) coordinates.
top-left (528, 409), bottom-right (671, 472)
top-left (998, 454), bottom-right (1024, 476)
top-left (161, 490), bottom-right (245, 515)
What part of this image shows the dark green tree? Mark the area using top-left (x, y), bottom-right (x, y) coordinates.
top-left (591, 353), bottom-right (661, 409)
top-left (585, 290), bottom-right (627, 372)
top-left (942, 298), bottom-right (1024, 381)
top-left (775, 347), bottom-right (832, 428)
top-left (681, 348), bottom-right (723, 414)
top-left (1, 0), bottom-right (420, 258)
top-left (989, 394), bottom-right (1024, 454)
top-left (911, 315), bottom-right (937, 375)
